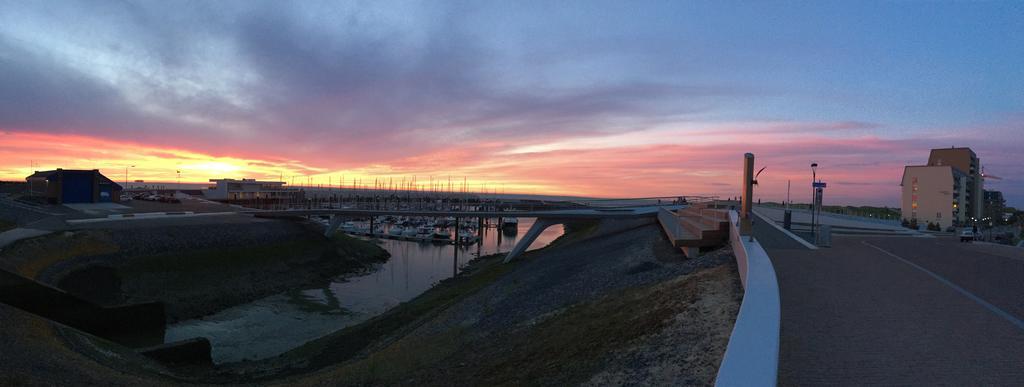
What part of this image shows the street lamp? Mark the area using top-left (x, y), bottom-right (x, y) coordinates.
top-left (811, 162), bottom-right (818, 236)
top-left (125, 165), bottom-right (135, 189)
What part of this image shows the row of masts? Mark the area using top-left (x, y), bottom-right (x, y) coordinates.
top-left (284, 175), bottom-right (508, 198)
top-left (233, 186), bottom-right (516, 212)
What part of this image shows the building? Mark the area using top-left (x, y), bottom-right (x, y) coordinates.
top-left (900, 147), bottom-right (984, 229)
top-left (25, 169), bottom-right (123, 204)
top-left (928, 147), bottom-right (983, 219)
top-left (205, 178), bottom-right (303, 203)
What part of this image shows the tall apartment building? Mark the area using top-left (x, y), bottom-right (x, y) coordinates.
top-left (900, 147), bottom-right (983, 229)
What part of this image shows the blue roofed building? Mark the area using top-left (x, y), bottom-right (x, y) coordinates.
top-left (25, 169), bottom-right (123, 204)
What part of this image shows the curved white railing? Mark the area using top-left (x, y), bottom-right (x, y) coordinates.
top-left (715, 210), bottom-right (781, 387)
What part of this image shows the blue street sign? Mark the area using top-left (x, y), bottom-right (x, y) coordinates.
top-left (812, 182), bottom-right (827, 188)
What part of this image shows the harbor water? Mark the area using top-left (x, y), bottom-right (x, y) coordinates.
top-left (163, 218), bottom-right (564, 363)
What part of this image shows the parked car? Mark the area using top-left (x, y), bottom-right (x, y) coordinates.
top-left (959, 229), bottom-right (976, 243)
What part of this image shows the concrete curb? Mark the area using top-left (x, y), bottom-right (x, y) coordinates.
top-left (0, 269), bottom-right (165, 343)
top-left (65, 211), bottom-right (234, 224)
top-left (715, 210), bottom-right (781, 387)
top-left (0, 228), bottom-right (52, 249)
top-left (139, 338), bottom-right (212, 365)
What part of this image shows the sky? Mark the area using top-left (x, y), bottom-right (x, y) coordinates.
top-left (1, 0), bottom-right (1022, 207)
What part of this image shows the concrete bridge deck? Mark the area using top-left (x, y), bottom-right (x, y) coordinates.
top-left (254, 205), bottom-right (680, 262)
top-left (754, 219), bottom-right (1024, 385)
top-left (246, 205), bottom-right (681, 219)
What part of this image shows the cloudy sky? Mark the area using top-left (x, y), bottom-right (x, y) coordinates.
top-left (1, 1), bottom-right (1021, 205)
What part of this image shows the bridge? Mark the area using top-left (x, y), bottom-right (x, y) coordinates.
top-left (248, 203), bottom-right (695, 262)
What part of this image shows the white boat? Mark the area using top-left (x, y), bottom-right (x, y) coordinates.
top-left (402, 227), bottom-right (418, 237)
top-left (341, 221), bottom-right (356, 232)
top-left (457, 229), bottom-right (475, 243)
top-left (416, 225), bottom-right (433, 237)
top-left (501, 217), bottom-right (519, 228)
top-left (389, 226), bottom-right (404, 236)
top-left (432, 229), bottom-right (452, 240)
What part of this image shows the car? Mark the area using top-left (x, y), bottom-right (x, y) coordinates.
top-left (959, 229), bottom-right (975, 243)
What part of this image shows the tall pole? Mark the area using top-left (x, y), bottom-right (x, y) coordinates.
top-left (811, 163), bottom-right (818, 238)
top-left (786, 180), bottom-right (791, 209)
top-left (741, 153), bottom-right (754, 235)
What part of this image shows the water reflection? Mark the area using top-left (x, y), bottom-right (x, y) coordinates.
top-left (165, 218), bottom-right (563, 363)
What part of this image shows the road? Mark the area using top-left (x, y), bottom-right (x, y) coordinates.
top-left (755, 226), bottom-right (1024, 385)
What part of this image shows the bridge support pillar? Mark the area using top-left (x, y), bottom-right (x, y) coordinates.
top-left (504, 218), bottom-right (561, 263)
top-left (325, 215), bottom-right (343, 237)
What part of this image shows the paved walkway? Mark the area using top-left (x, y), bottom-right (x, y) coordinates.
top-left (763, 235), bottom-right (1024, 385)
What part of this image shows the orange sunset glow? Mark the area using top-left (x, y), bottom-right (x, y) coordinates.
top-left (0, 1), bottom-right (1020, 206)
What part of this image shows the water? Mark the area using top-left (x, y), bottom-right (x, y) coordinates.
top-left (164, 218), bottom-right (563, 363)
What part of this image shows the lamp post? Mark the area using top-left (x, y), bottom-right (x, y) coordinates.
top-left (124, 165), bottom-right (135, 190)
top-left (811, 162), bottom-right (818, 238)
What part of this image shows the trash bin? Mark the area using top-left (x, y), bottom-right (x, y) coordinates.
top-left (783, 210), bottom-right (792, 230)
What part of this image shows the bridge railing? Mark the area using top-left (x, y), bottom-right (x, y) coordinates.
top-left (758, 203), bottom-right (901, 226)
top-left (715, 210), bottom-right (780, 387)
top-left (573, 195), bottom-right (717, 208)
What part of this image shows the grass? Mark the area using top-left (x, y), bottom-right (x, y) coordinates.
top-left (120, 236), bottom-right (327, 275)
top-left (274, 252), bottom-right (516, 373)
top-left (0, 231), bottom-right (120, 279)
top-left (225, 220), bottom-right (603, 384)
top-left (0, 219), bottom-right (15, 233)
top-left (463, 274), bottom-right (693, 385)
top-left (121, 232), bottom-right (387, 277)
top-left (287, 254), bottom-right (739, 386)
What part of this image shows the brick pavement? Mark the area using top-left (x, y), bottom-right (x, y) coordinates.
top-left (763, 235), bottom-right (1024, 385)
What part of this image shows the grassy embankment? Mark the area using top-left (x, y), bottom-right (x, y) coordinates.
top-left (0, 226), bottom-right (390, 322)
top-left (223, 220), bottom-right (601, 382)
top-left (1, 230), bottom-right (121, 279)
top-left (0, 219), bottom-right (15, 233)
top-left (118, 232), bottom-right (382, 277)
top-left (260, 222), bottom-right (739, 386)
